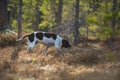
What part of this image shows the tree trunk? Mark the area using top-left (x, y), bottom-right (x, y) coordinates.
top-left (57, 0), bottom-right (63, 26)
top-left (50, 0), bottom-right (57, 25)
top-left (111, 0), bottom-right (117, 39)
top-left (74, 0), bottom-right (80, 46)
top-left (0, 0), bottom-right (8, 31)
top-left (18, 0), bottom-right (22, 38)
top-left (11, 0), bottom-right (22, 60)
top-left (34, 2), bottom-right (40, 31)
top-left (12, 0), bottom-right (22, 60)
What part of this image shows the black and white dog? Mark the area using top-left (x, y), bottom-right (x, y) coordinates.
top-left (17, 31), bottom-right (71, 54)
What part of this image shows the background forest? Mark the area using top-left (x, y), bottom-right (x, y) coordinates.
top-left (0, 0), bottom-right (120, 41)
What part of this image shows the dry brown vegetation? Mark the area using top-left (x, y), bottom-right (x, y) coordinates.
top-left (0, 34), bottom-right (120, 80)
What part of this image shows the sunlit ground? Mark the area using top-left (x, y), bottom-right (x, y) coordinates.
top-left (0, 41), bottom-right (120, 80)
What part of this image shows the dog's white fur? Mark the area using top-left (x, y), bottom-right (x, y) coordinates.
top-left (17, 31), bottom-right (71, 54)
top-left (29, 32), bottom-right (62, 53)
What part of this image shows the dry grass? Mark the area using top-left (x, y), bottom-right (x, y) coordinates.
top-left (0, 34), bottom-right (120, 80)
top-left (0, 33), bottom-right (17, 48)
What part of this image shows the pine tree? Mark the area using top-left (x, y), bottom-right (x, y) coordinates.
top-left (18, 0), bottom-right (22, 38)
top-left (74, 0), bottom-right (80, 45)
top-left (0, 0), bottom-right (9, 31)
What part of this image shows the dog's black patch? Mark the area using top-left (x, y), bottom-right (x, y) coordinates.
top-left (36, 32), bottom-right (43, 40)
top-left (62, 39), bottom-right (71, 48)
top-left (44, 33), bottom-right (57, 40)
top-left (28, 33), bottom-right (34, 42)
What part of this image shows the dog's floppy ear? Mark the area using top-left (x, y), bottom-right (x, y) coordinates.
top-left (62, 39), bottom-right (71, 48)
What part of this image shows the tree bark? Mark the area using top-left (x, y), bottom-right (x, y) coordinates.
top-left (18, 0), bottom-right (22, 38)
top-left (111, 0), bottom-right (117, 38)
top-left (74, 0), bottom-right (80, 46)
top-left (0, 0), bottom-right (8, 31)
top-left (12, 0), bottom-right (22, 60)
top-left (34, 2), bottom-right (40, 31)
top-left (57, 0), bottom-right (63, 26)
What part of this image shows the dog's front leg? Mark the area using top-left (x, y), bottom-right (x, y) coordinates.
top-left (55, 43), bottom-right (63, 54)
top-left (27, 48), bottom-right (33, 53)
top-left (27, 42), bottom-right (35, 53)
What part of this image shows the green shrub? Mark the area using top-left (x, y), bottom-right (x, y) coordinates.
top-left (97, 27), bottom-right (112, 40)
top-left (106, 52), bottom-right (117, 62)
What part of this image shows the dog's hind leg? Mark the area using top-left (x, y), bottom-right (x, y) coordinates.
top-left (27, 42), bottom-right (35, 53)
top-left (44, 46), bottom-right (49, 55)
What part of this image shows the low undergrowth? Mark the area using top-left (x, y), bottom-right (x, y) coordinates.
top-left (0, 35), bottom-right (120, 80)
top-left (0, 33), bottom-right (17, 47)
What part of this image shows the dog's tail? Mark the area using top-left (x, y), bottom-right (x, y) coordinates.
top-left (16, 34), bottom-right (29, 41)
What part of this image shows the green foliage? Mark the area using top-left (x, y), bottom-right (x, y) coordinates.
top-left (7, 0), bottom-right (120, 39)
top-left (116, 29), bottom-right (120, 35)
top-left (97, 27), bottom-right (112, 40)
top-left (39, 21), bottom-right (52, 29)
top-left (40, 3), bottom-right (55, 28)
top-left (103, 13), bottom-right (112, 20)
top-left (62, 0), bottom-right (75, 22)
top-left (11, 20), bottom-right (17, 29)
top-left (106, 52), bottom-right (117, 62)
top-left (86, 16), bottom-right (98, 24)
top-left (117, 11), bottom-right (120, 19)
top-left (79, 27), bottom-right (86, 35)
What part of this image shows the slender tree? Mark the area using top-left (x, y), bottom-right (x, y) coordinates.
top-left (34, 1), bottom-right (39, 31)
top-left (34, 0), bottom-right (43, 31)
top-left (57, 0), bottom-right (63, 26)
top-left (111, 0), bottom-right (117, 39)
top-left (50, 0), bottom-right (57, 26)
top-left (18, 0), bottom-right (22, 38)
top-left (0, 0), bottom-right (8, 31)
top-left (11, 0), bottom-right (22, 60)
top-left (74, 0), bottom-right (80, 45)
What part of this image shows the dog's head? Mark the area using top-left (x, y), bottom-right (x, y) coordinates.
top-left (62, 39), bottom-right (71, 48)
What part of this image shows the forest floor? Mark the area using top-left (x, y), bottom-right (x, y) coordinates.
top-left (0, 35), bottom-right (120, 80)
